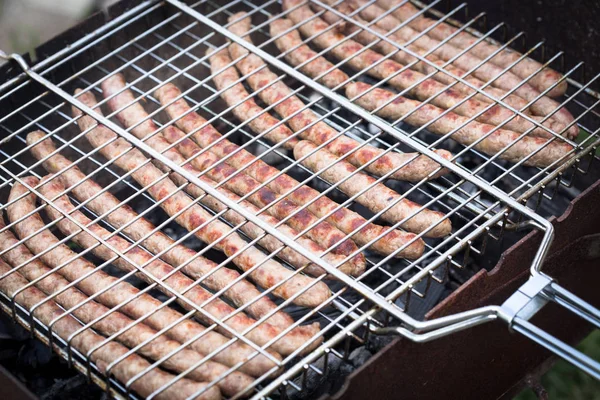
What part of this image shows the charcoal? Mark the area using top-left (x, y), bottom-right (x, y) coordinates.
top-left (17, 339), bottom-right (52, 370)
top-left (41, 375), bottom-right (87, 400)
top-left (288, 351), bottom-right (344, 400)
top-left (337, 362), bottom-right (355, 383)
top-left (366, 334), bottom-right (395, 353)
top-left (349, 346), bottom-right (373, 368)
top-left (0, 312), bottom-right (29, 341)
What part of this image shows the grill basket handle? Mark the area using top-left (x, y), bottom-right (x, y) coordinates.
top-left (502, 275), bottom-right (600, 379)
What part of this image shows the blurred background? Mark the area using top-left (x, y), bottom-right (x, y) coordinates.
top-left (0, 0), bottom-right (118, 60)
top-left (0, 0), bottom-right (598, 399)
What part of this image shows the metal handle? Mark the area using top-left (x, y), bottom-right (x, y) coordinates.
top-left (512, 316), bottom-right (599, 379)
top-left (501, 275), bottom-right (600, 379)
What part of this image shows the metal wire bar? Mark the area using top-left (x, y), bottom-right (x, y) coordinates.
top-left (0, 0), bottom-right (552, 320)
top-left (108, 37), bottom-right (496, 300)
top-left (208, 0), bottom-right (595, 207)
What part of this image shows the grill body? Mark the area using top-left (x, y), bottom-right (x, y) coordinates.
top-left (330, 175), bottom-right (600, 400)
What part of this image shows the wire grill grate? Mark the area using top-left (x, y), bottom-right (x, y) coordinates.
top-left (0, 0), bottom-right (598, 398)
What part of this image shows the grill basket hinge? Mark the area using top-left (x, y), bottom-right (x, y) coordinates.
top-left (500, 274), bottom-right (552, 323)
top-left (501, 274), bottom-right (600, 379)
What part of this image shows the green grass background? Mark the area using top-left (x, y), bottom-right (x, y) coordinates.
top-left (515, 330), bottom-right (600, 400)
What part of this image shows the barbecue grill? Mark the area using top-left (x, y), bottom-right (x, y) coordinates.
top-left (0, 0), bottom-right (599, 399)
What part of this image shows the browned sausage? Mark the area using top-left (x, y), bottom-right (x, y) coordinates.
top-left (8, 177), bottom-right (280, 370)
top-left (68, 95), bottom-right (331, 309)
top-left (0, 204), bottom-right (253, 397)
top-left (6, 176), bottom-right (274, 375)
top-left (37, 172), bottom-right (292, 363)
top-left (75, 89), bottom-right (354, 281)
top-left (270, 20), bottom-right (352, 90)
top-left (206, 50), bottom-right (424, 256)
top-left (227, 14), bottom-right (450, 237)
top-left (281, 1), bottom-right (577, 139)
top-left (268, 18), bottom-right (572, 167)
top-left (347, 82), bottom-right (573, 167)
top-left (100, 74), bottom-right (365, 274)
top-left (270, 16), bottom-right (569, 141)
top-left (26, 131), bottom-right (322, 356)
top-left (375, 0), bottom-right (567, 98)
top-left (227, 12), bottom-right (451, 184)
top-left (0, 255), bottom-right (219, 400)
top-left (311, 4), bottom-right (533, 113)
top-left (156, 80), bottom-right (424, 259)
top-left (294, 141), bottom-right (451, 236)
top-left (344, 0), bottom-right (572, 139)
top-left (72, 93), bottom-right (294, 328)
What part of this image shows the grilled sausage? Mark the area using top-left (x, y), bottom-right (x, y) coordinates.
top-left (281, 1), bottom-right (577, 139)
top-left (0, 203), bottom-right (253, 397)
top-left (72, 95), bottom-right (294, 330)
top-left (375, 0), bottom-right (567, 98)
top-left (69, 100), bottom-right (331, 309)
top-left (152, 119), bottom-right (357, 278)
top-left (271, 18), bottom-right (351, 90)
top-left (206, 50), bottom-right (424, 256)
top-left (27, 131), bottom-right (322, 356)
top-left (228, 13), bottom-right (451, 237)
top-left (270, 16), bottom-right (563, 140)
top-left (347, 82), bottom-right (573, 167)
top-left (28, 169), bottom-right (281, 340)
top-left (38, 172), bottom-right (284, 353)
top-left (0, 255), bottom-right (219, 400)
top-left (227, 12), bottom-right (451, 184)
top-left (294, 141), bottom-right (451, 236)
top-left (155, 79), bottom-right (424, 259)
top-left (311, 3), bottom-right (532, 113)
top-left (76, 89), bottom-right (354, 281)
top-left (100, 75), bottom-right (364, 274)
top-left (268, 18), bottom-right (572, 167)
top-left (62, 111), bottom-right (330, 306)
top-left (8, 176), bottom-right (266, 373)
top-left (270, 20), bottom-right (352, 90)
top-left (343, 0), bottom-right (573, 139)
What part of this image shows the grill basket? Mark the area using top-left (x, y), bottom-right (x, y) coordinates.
top-left (0, 0), bottom-right (599, 398)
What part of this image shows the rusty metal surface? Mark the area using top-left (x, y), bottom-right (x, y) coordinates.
top-left (328, 178), bottom-right (600, 400)
top-left (496, 357), bottom-right (556, 400)
top-left (0, 364), bottom-right (38, 400)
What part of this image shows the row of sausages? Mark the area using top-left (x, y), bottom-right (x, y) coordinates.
top-left (272, 0), bottom-right (575, 168)
top-left (4, 40), bottom-right (457, 392)
top-left (0, 1), bottom-right (576, 397)
top-left (3, 68), bottom-right (445, 398)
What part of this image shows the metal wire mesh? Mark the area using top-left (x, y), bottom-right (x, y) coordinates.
top-left (0, 0), bottom-right (598, 398)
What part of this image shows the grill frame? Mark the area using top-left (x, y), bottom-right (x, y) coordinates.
top-left (328, 175), bottom-right (600, 400)
top-left (0, 0), bottom-right (598, 398)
